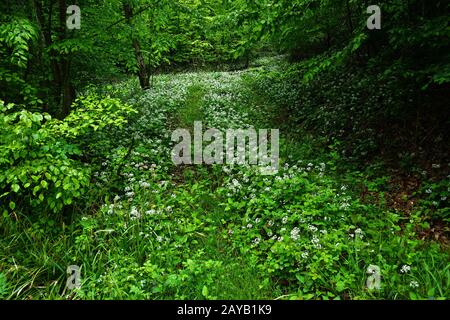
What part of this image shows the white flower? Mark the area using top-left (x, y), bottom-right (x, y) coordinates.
top-left (247, 223), bottom-right (253, 229)
top-left (409, 280), bottom-right (419, 288)
top-left (290, 227), bottom-right (300, 241)
top-left (282, 216), bottom-right (288, 224)
top-left (400, 265), bottom-right (411, 273)
top-left (301, 251), bottom-right (309, 259)
top-left (311, 235), bottom-right (321, 248)
top-left (252, 238), bottom-right (261, 245)
top-left (340, 202), bottom-right (350, 210)
top-left (355, 228), bottom-right (364, 239)
top-left (319, 163), bottom-right (326, 171)
top-left (139, 181), bottom-right (150, 188)
top-left (308, 225), bottom-right (318, 233)
top-left (130, 207), bottom-right (141, 220)
top-left (232, 179), bottom-right (240, 187)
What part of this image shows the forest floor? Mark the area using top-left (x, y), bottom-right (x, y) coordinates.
top-left (1, 59), bottom-right (448, 300)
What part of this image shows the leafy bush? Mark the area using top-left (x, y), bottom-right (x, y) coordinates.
top-left (0, 95), bottom-right (136, 216)
top-left (0, 101), bottom-right (89, 214)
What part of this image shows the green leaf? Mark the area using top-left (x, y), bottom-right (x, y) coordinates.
top-left (33, 185), bottom-right (40, 195)
top-left (12, 184), bottom-right (20, 193)
top-left (202, 285), bottom-right (209, 298)
top-left (409, 292), bottom-right (418, 300)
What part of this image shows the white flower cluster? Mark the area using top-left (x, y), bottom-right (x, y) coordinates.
top-left (130, 207), bottom-right (141, 220)
top-left (311, 235), bottom-right (321, 249)
top-left (400, 265), bottom-right (411, 274)
top-left (290, 227), bottom-right (300, 241)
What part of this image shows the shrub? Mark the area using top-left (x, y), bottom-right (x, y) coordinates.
top-left (0, 95), bottom-right (136, 216)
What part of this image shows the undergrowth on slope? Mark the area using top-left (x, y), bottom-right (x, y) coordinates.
top-left (0, 61), bottom-right (448, 300)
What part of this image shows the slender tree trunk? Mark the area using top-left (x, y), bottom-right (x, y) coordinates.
top-left (33, 0), bottom-right (74, 117)
top-left (123, 2), bottom-right (150, 89)
top-left (132, 38), bottom-right (150, 89)
top-left (33, 0), bottom-right (61, 87)
top-left (59, 0), bottom-right (75, 116)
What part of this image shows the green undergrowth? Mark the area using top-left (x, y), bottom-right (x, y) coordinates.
top-left (0, 59), bottom-right (448, 300)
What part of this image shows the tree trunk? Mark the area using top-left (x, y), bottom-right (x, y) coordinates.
top-left (132, 38), bottom-right (150, 89)
top-left (123, 2), bottom-right (150, 89)
top-left (33, 0), bottom-right (61, 89)
top-left (33, 0), bottom-right (74, 117)
top-left (58, 0), bottom-right (74, 116)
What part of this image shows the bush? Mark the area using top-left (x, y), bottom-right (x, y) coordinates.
top-left (0, 95), bottom-right (136, 216)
